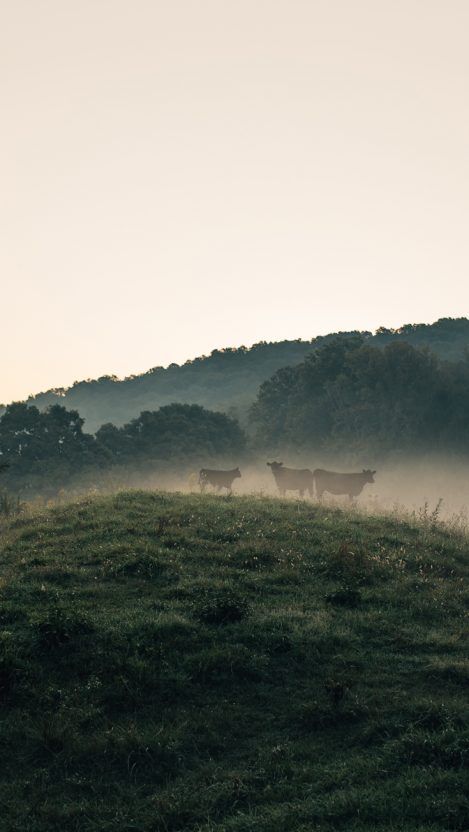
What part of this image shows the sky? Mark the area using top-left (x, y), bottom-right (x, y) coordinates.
top-left (2, 0), bottom-right (469, 403)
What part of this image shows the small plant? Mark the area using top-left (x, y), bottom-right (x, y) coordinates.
top-left (193, 587), bottom-right (250, 625)
top-left (35, 605), bottom-right (95, 650)
top-left (417, 498), bottom-right (443, 527)
top-left (322, 542), bottom-right (377, 584)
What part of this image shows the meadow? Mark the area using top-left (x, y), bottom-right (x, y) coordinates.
top-left (0, 491), bottom-right (468, 831)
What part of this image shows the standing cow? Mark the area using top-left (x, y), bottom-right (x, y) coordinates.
top-left (199, 467), bottom-right (241, 494)
top-left (313, 468), bottom-right (376, 501)
top-left (267, 461), bottom-right (315, 498)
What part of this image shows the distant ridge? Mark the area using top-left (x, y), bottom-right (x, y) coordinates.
top-left (9, 317), bottom-right (469, 432)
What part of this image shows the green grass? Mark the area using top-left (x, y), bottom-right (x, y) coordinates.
top-left (0, 491), bottom-right (468, 831)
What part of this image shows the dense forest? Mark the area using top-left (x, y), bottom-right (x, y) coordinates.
top-left (3, 317), bottom-right (469, 433)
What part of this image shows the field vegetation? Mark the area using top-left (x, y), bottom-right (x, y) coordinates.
top-left (0, 491), bottom-right (467, 831)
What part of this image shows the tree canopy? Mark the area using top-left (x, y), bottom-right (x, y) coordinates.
top-left (250, 338), bottom-right (469, 458)
top-left (0, 403), bottom-right (246, 496)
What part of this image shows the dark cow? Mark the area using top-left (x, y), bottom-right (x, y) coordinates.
top-left (199, 467), bottom-right (241, 494)
top-left (313, 468), bottom-right (376, 501)
top-left (267, 461), bottom-right (314, 498)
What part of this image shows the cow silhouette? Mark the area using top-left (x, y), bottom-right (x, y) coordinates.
top-left (267, 461), bottom-right (314, 498)
top-left (199, 467), bottom-right (241, 494)
top-left (314, 468), bottom-right (376, 501)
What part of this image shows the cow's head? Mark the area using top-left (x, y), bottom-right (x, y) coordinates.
top-left (362, 469), bottom-right (376, 483)
top-left (267, 461), bottom-right (283, 471)
top-left (234, 467), bottom-right (241, 478)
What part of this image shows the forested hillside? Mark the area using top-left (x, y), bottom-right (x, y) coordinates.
top-left (3, 319), bottom-right (469, 497)
top-left (23, 340), bottom-right (318, 432)
top-left (10, 317), bottom-right (469, 433)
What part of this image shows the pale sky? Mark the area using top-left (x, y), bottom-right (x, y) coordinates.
top-left (2, 0), bottom-right (469, 403)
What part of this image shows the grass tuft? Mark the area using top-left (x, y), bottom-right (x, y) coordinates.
top-left (192, 587), bottom-right (251, 625)
top-left (35, 604), bottom-right (95, 650)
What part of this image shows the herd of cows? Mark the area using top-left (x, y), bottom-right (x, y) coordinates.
top-left (198, 462), bottom-right (377, 501)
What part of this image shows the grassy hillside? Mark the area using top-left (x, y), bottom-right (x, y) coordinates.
top-left (0, 492), bottom-right (468, 831)
top-left (16, 317), bottom-right (469, 432)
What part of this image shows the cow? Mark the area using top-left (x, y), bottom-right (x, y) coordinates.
top-left (266, 461), bottom-right (315, 498)
top-left (199, 467), bottom-right (241, 494)
top-left (313, 468), bottom-right (376, 501)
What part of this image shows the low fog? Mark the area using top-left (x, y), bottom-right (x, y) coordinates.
top-left (85, 453), bottom-right (469, 527)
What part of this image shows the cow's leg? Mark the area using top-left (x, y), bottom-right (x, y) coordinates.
top-left (200, 481), bottom-right (206, 493)
top-left (299, 489), bottom-right (304, 498)
top-left (317, 488), bottom-right (324, 500)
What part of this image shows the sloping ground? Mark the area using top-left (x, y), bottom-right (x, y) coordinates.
top-left (0, 492), bottom-right (468, 832)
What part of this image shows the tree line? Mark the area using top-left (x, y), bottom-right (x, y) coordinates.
top-left (2, 329), bottom-right (469, 497)
top-left (0, 403), bottom-right (245, 497)
top-left (4, 316), bottom-right (469, 433)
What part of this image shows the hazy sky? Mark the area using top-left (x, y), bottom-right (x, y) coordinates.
top-left (2, 0), bottom-right (469, 403)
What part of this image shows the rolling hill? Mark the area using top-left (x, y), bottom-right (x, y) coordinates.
top-left (0, 491), bottom-right (467, 830)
